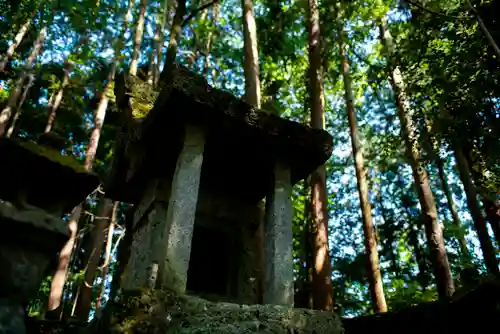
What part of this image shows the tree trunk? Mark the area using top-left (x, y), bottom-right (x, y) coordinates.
top-left (423, 120), bottom-right (470, 263)
top-left (242, 0), bottom-right (261, 107)
top-left (203, 5), bottom-right (220, 79)
top-left (5, 73), bottom-right (34, 137)
top-left (153, 0), bottom-right (171, 87)
top-left (95, 201), bottom-right (119, 312)
top-left (377, 184), bottom-right (401, 280)
top-left (89, 206), bottom-right (134, 332)
top-left (47, 0), bottom-right (134, 316)
top-left (461, 148), bottom-right (500, 250)
top-left (0, 26), bottom-right (47, 136)
top-left (129, 0), bottom-right (148, 76)
top-left (74, 198), bottom-right (114, 320)
top-left (148, 9), bottom-right (163, 85)
top-left (47, 207), bottom-right (82, 314)
top-left (379, 18), bottom-right (455, 298)
top-left (307, 0), bottom-right (334, 311)
top-left (481, 198), bottom-right (500, 250)
top-left (466, 0), bottom-right (500, 58)
top-left (159, 0), bottom-right (187, 84)
top-left (0, 18), bottom-right (32, 72)
top-left (44, 60), bottom-right (75, 133)
top-left (400, 184), bottom-right (430, 290)
top-left (295, 179), bottom-right (312, 309)
top-left (240, 0), bottom-right (265, 305)
top-left (435, 153), bottom-right (471, 263)
top-left (453, 147), bottom-right (499, 275)
top-left (338, 21), bottom-right (386, 312)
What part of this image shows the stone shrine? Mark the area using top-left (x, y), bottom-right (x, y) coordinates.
top-left (0, 134), bottom-right (100, 334)
top-left (107, 65), bottom-right (333, 307)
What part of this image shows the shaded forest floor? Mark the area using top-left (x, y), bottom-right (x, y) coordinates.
top-left (343, 280), bottom-right (500, 333)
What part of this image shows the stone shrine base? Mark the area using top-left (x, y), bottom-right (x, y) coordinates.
top-left (106, 289), bottom-right (344, 334)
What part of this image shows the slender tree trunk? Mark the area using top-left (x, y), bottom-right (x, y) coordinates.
top-left (379, 18), bottom-right (455, 298)
top-left (159, 0), bottom-right (187, 84)
top-left (153, 0), bottom-right (171, 87)
top-left (307, 0), bottom-right (333, 311)
top-left (377, 184), bottom-right (401, 280)
top-left (466, 0), bottom-right (500, 58)
top-left (463, 149), bottom-right (500, 250)
top-left (74, 198), bottom-right (114, 320)
top-left (44, 60), bottom-right (75, 133)
top-left (129, 0), bottom-right (148, 76)
top-left (400, 182), bottom-right (430, 289)
top-left (241, 0), bottom-right (261, 106)
top-left (148, 10), bottom-right (163, 85)
top-left (453, 147), bottom-right (499, 275)
top-left (481, 198), bottom-right (500, 249)
top-left (5, 73), bottom-right (34, 137)
top-left (0, 26), bottom-right (47, 136)
top-left (338, 20), bottom-right (386, 312)
top-left (203, 5), bottom-right (220, 78)
top-left (95, 201), bottom-right (119, 312)
top-left (0, 18), bottom-right (32, 72)
top-left (409, 224), bottom-right (430, 289)
top-left (47, 207), bottom-right (83, 314)
top-left (295, 179), bottom-right (312, 309)
top-left (435, 154), bottom-right (471, 263)
top-left (304, 177), bottom-right (314, 310)
top-left (47, 0), bottom-right (134, 316)
top-left (423, 120), bottom-right (471, 263)
top-left (240, 0), bottom-right (265, 304)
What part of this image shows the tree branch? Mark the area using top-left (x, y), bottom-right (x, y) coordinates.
top-left (181, 0), bottom-right (221, 27)
top-left (403, 0), bottom-right (471, 20)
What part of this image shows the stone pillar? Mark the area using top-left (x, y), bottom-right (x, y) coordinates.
top-left (263, 163), bottom-right (293, 306)
top-left (157, 125), bottom-right (205, 293)
top-left (121, 179), bottom-right (158, 290)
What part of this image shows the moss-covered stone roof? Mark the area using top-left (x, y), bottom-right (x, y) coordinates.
top-left (107, 65), bottom-right (333, 203)
top-left (0, 138), bottom-right (100, 213)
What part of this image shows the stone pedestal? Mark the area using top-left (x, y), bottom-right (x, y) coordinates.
top-left (0, 200), bottom-right (68, 334)
top-left (263, 163), bottom-right (293, 306)
top-left (158, 125), bottom-right (205, 293)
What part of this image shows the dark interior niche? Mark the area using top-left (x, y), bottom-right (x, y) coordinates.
top-left (186, 224), bottom-right (232, 297)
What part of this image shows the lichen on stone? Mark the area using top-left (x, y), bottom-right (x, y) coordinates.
top-left (108, 289), bottom-right (344, 334)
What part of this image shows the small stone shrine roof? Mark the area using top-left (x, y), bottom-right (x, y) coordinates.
top-left (0, 137), bottom-right (100, 213)
top-left (106, 65), bottom-right (333, 203)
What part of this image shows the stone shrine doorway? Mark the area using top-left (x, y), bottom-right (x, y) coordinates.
top-left (186, 224), bottom-right (232, 298)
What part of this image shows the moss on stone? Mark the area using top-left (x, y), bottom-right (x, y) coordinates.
top-left (124, 75), bottom-right (160, 120)
top-left (17, 140), bottom-right (87, 173)
top-left (108, 289), bottom-right (344, 334)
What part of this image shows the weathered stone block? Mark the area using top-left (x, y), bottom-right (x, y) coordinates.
top-left (109, 289), bottom-right (344, 334)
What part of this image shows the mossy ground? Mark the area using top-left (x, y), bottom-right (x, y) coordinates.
top-left (108, 289), bottom-right (344, 334)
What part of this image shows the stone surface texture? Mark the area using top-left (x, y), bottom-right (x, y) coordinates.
top-left (158, 125), bottom-right (205, 293)
top-left (109, 289), bottom-right (344, 334)
top-left (264, 164), bottom-right (293, 306)
top-left (0, 138), bottom-right (99, 214)
top-left (123, 182), bottom-right (262, 304)
top-left (0, 200), bottom-right (69, 334)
